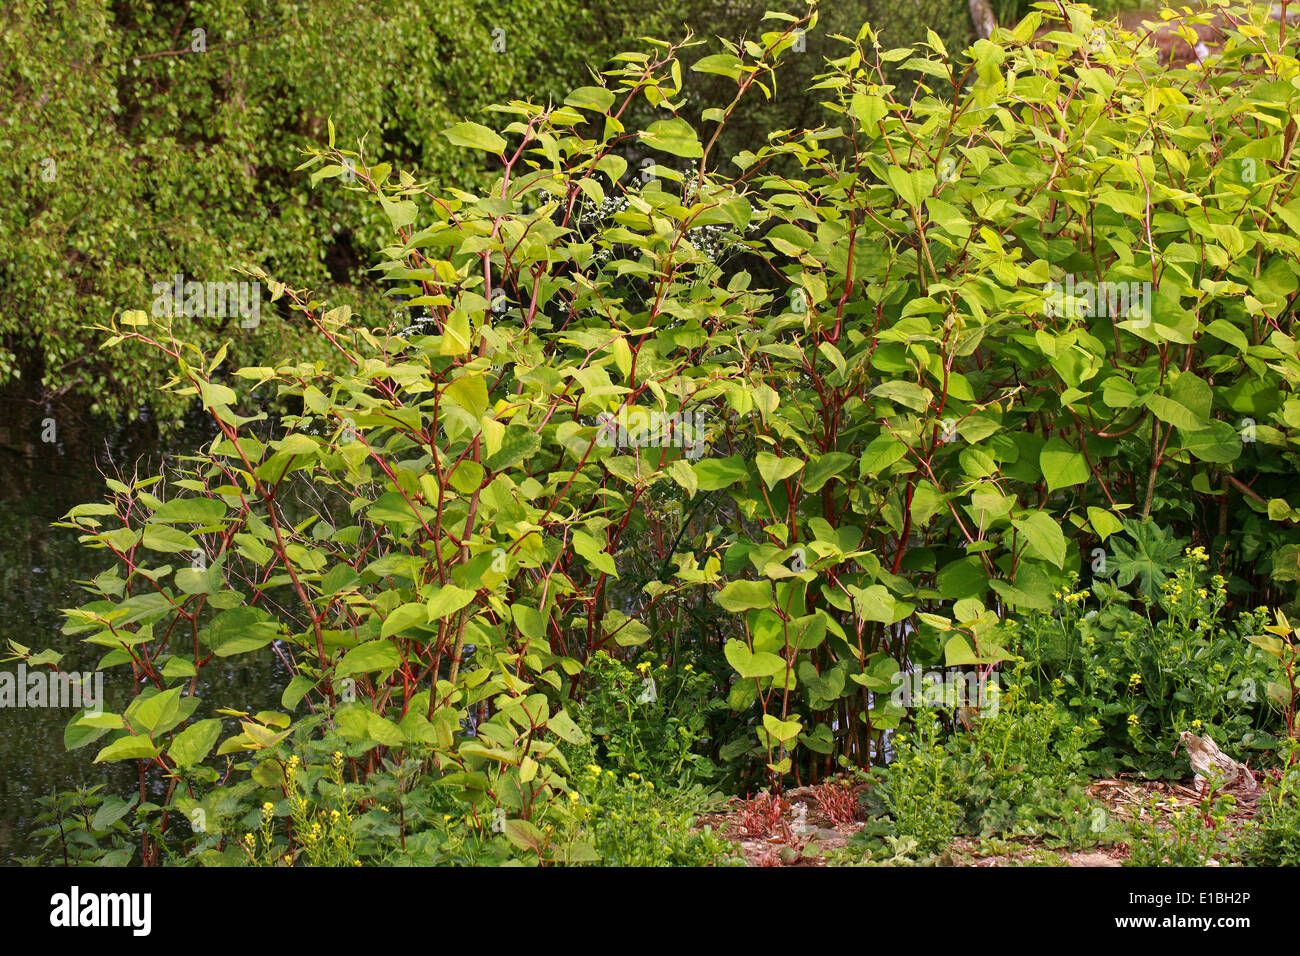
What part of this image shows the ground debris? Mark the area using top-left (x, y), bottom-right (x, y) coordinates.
top-left (702, 773), bottom-right (1264, 867)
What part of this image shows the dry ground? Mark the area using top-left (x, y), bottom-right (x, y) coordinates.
top-left (701, 775), bottom-right (1265, 867)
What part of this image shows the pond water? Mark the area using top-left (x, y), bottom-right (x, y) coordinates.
top-left (0, 390), bottom-right (286, 863)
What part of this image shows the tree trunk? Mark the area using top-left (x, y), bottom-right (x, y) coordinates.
top-left (969, 0), bottom-right (997, 39)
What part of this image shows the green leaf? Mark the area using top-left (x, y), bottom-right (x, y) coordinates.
top-left (94, 735), bottom-right (162, 763)
top-left (445, 374), bottom-right (489, 420)
top-left (1146, 393), bottom-right (1208, 431)
top-left (666, 459), bottom-right (698, 498)
top-left (1087, 507), bottom-right (1123, 541)
top-left (564, 87), bottom-right (616, 113)
top-left (442, 122), bottom-right (506, 153)
top-left (486, 425), bottom-right (541, 471)
top-left (936, 557), bottom-right (989, 600)
top-left (336, 640), bottom-right (401, 676)
top-left (1110, 521), bottom-right (1182, 596)
top-left (572, 530), bottom-right (618, 577)
top-left (281, 675), bottom-right (316, 710)
top-left (130, 686), bottom-right (184, 735)
top-left (762, 713), bottom-right (802, 743)
top-left (850, 585), bottom-right (900, 623)
top-left (850, 93), bottom-right (887, 131)
top-left (547, 708), bottom-right (588, 745)
top-left (1181, 419), bottom-right (1242, 463)
top-left (802, 452), bottom-right (855, 492)
top-left (427, 585), bottom-right (476, 621)
top-left (755, 452), bottom-right (803, 489)
top-left (692, 53), bottom-right (744, 79)
top-left (141, 525), bottom-right (199, 553)
top-left (641, 118), bottom-right (702, 158)
top-left (1040, 438), bottom-right (1090, 491)
top-left (693, 456), bottom-right (750, 491)
top-left (380, 197), bottom-right (419, 232)
top-left (1204, 319), bottom-right (1249, 351)
top-left (723, 638), bottom-right (786, 679)
top-left (381, 602), bottom-right (429, 638)
top-left (870, 380), bottom-right (932, 412)
top-left (715, 579), bottom-right (772, 612)
top-left (860, 433), bottom-right (908, 476)
top-left (1011, 511), bottom-right (1068, 568)
top-left (168, 719), bottom-right (222, 768)
top-left (151, 497), bottom-right (226, 525)
top-left (208, 607), bottom-right (279, 656)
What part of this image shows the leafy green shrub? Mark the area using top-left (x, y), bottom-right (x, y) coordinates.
top-left (29, 2), bottom-right (1300, 866)
top-left (572, 650), bottom-right (720, 787)
top-left (959, 672), bottom-right (1100, 839)
top-left (1242, 744), bottom-right (1300, 865)
top-left (873, 710), bottom-right (965, 855)
top-left (860, 676), bottom-right (1102, 856)
top-left (1007, 537), bottom-right (1278, 774)
top-left (23, 785), bottom-right (140, 867)
top-left (1124, 790), bottom-right (1239, 866)
top-left (570, 765), bottom-right (741, 866)
top-left (3, 0), bottom-right (977, 420)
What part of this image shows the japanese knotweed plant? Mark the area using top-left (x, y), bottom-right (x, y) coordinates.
top-left (32, 1), bottom-right (1300, 839)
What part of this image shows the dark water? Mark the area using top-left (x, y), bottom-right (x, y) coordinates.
top-left (0, 390), bottom-right (285, 863)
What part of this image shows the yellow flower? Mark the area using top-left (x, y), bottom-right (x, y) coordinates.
top-left (587, 764), bottom-right (602, 776)
top-left (684, 664), bottom-right (694, 672)
top-left (1192, 719), bottom-right (1203, 730)
top-left (636, 662), bottom-right (651, 675)
top-left (1128, 673), bottom-right (1142, 687)
top-left (568, 791), bottom-right (580, 802)
top-left (1126, 713), bottom-right (1140, 728)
